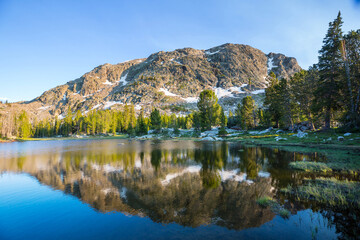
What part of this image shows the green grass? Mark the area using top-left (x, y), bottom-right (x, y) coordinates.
top-left (256, 196), bottom-right (291, 219)
top-left (227, 130), bottom-right (360, 147)
top-left (226, 130), bottom-right (360, 174)
top-left (282, 178), bottom-right (360, 208)
top-left (278, 208), bottom-right (291, 218)
top-left (289, 161), bottom-right (333, 173)
top-left (256, 196), bottom-right (276, 207)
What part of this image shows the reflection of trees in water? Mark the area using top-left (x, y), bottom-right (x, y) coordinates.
top-left (1, 140), bottom-right (354, 235)
top-left (151, 149), bottom-right (162, 171)
top-left (200, 170), bottom-right (221, 189)
top-left (321, 208), bottom-right (360, 240)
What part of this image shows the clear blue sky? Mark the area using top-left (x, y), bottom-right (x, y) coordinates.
top-left (0, 0), bottom-right (359, 102)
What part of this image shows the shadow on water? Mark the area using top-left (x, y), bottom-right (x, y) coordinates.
top-left (0, 139), bottom-right (358, 239)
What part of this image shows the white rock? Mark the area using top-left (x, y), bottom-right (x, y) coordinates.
top-left (344, 133), bottom-right (352, 137)
top-left (275, 136), bottom-right (287, 141)
top-left (338, 136), bottom-right (344, 141)
top-left (258, 128), bottom-right (272, 134)
top-left (296, 130), bottom-right (308, 138)
top-left (201, 136), bottom-right (215, 141)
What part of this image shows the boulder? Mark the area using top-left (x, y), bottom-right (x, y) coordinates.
top-left (296, 130), bottom-right (308, 138)
top-left (275, 136), bottom-right (287, 141)
top-left (288, 121), bottom-right (313, 132)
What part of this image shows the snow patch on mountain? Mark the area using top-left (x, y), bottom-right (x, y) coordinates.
top-left (205, 50), bottom-right (220, 55)
top-left (38, 106), bottom-right (51, 110)
top-left (103, 80), bottom-right (114, 86)
top-left (159, 88), bottom-right (179, 97)
top-left (92, 104), bottom-right (102, 110)
top-left (117, 73), bottom-right (128, 86)
top-left (251, 89), bottom-right (265, 94)
top-left (183, 97), bottom-right (198, 103)
top-left (268, 57), bottom-right (276, 73)
top-left (103, 101), bottom-right (123, 109)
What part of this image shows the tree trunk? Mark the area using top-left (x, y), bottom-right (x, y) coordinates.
top-left (324, 107), bottom-right (331, 129)
top-left (341, 40), bottom-right (354, 113)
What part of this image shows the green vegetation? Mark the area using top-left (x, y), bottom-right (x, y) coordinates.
top-left (289, 161), bottom-right (332, 173)
top-left (150, 108), bottom-right (162, 133)
top-left (256, 196), bottom-right (290, 219)
top-left (239, 96), bottom-right (256, 129)
top-left (256, 196), bottom-right (276, 207)
top-left (218, 108), bottom-right (228, 136)
top-left (282, 178), bottom-right (360, 207)
top-left (197, 89), bottom-right (221, 131)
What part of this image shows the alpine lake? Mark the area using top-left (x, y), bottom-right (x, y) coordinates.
top-left (0, 139), bottom-right (359, 240)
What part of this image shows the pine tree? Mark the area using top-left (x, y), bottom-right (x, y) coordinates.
top-left (197, 90), bottom-right (221, 131)
top-left (278, 78), bottom-right (293, 129)
top-left (63, 107), bottom-right (73, 136)
top-left (74, 110), bottom-right (83, 134)
top-left (218, 108), bottom-right (228, 136)
top-left (129, 105), bottom-right (137, 130)
top-left (136, 109), bottom-right (148, 135)
top-left (227, 110), bottom-right (235, 128)
top-left (314, 12), bottom-right (344, 129)
top-left (17, 110), bottom-right (31, 138)
top-left (235, 103), bottom-right (242, 128)
top-left (343, 30), bottom-right (360, 128)
top-left (290, 68), bottom-right (317, 130)
top-left (264, 72), bottom-right (283, 128)
top-left (150, 108), bottom-right (162, 133)
top-left (173, 121), bottom-right (180, 135)
top-left (240, 96), bottom-right (256, 129)
top-left (192, 112), bottom-right (201, 132)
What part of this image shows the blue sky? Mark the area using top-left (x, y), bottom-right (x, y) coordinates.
top-left (0, 0), bottom-right (359, 102)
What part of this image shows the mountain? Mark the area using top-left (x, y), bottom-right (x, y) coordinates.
top-left (2, 43), bottom-right (301, 119)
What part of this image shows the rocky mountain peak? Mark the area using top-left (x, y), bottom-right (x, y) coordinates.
top-left (4, 43), bottom-right (301, 120)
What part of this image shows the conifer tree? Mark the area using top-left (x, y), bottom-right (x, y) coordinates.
top-left (218, 108), bottom-right (228, 135)
top-left (343, 29), bottom-right (360, 128)
top-left (314, 12), bottom-right (344, 129)
top-left (136, 109), bottom-right (148, 135)
top-left (240, 96), bottom-right (256, 129)
top-left (264, 72), bottom-right (283, 128)
top-left (290, 69), bottom-right (317, 130)
top-left (129, 105), bottom-right (137, 130)
top-left (197, 90), bottom-right (221, 131)
top-left (17, 111), bottom-right (31, 138)
top-left (150, 108), bottom-right (162, 133)
top-left (192, 112), bottom-right (201, 132)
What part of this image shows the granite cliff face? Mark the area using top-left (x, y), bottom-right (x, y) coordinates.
top-left (6, 43), bottom-right (301, 119)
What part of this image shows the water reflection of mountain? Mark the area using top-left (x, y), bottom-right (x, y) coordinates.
top-left (0, 140), bottom-right (325, 230)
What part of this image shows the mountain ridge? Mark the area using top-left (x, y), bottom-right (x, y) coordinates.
top-left (2, 43), bottom-right (301, 120)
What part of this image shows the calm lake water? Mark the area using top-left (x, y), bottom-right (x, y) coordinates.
top-left (0, 139), bottom-right (355, 239)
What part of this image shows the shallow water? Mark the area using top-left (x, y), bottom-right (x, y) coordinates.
top-left (0, 139), bottom-right (355, 239)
